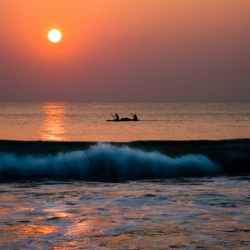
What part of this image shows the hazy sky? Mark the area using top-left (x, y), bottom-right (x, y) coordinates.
top-left (0, 0), bottom-right (249, 102)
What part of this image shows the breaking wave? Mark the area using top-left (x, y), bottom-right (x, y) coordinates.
top-left (0, 143), bottom-right (219, 179)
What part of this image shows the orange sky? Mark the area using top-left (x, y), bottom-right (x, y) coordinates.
top-left (0, 0), bottom-right (249, 102)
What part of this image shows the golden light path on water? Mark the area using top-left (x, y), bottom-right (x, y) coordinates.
top-left (41, 103), bottom-right (66, 141)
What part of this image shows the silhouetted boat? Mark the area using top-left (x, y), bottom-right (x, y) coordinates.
top-left (107, 118), bottom-right (138, 122)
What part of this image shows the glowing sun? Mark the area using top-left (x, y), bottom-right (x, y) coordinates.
top-left (48, 29), bottom-right (62, 43)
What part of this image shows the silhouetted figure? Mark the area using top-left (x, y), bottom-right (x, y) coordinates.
top-left (112, 113), bottom-right (119, 121)
top-left (131, 113), bottom-right (138, 121)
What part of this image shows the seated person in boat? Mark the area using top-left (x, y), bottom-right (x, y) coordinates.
top-left (112, 113), bottom-right (119, 121)
top-left (131, 113), bottom-right (138, 121)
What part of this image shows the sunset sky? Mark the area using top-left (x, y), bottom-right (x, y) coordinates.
top-left (0, 0), bottom-right (249, 102)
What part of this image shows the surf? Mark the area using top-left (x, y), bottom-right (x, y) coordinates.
top-left (0, 142), bottom-right (219, 179)
top-left (0, 139), bottom-right (249, 180)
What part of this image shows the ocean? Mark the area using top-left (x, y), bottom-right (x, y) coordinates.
top-left (0, 102), bottom-right (250, 249)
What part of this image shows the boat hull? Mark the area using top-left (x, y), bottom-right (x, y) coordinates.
top-left (107, 119), bottom-right (138, 122)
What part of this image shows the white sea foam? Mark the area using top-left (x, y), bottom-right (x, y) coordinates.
top-left (0, 143), bottom-right (219, 178)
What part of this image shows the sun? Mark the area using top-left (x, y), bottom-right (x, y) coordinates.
top-left (48, 29), bottom-right (62, 43)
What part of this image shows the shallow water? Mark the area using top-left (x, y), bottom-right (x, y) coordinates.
top-left (1, 176), bottom-right (250, 249)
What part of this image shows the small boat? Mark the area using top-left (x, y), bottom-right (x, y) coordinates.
top-left (107, 113), bottom-right (139, 122)
top-left (107, 118), bottom-right (138, 122)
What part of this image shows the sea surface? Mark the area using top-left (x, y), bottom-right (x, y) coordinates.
top-left (0, 102), bottom-right (250, 141)
top-left (0, 102), bottom-right (250, 249)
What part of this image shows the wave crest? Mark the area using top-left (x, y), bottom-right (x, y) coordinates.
top-left (0, 143), bottom-right (218, 179)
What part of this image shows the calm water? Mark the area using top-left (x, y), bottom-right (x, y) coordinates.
top-left (0, 102), bottom-right (250, 141)
top-left (1, 102), bottom-right (250, 249)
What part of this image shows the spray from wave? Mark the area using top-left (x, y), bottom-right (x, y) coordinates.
top-left (0, 143), bottom-right (219, 179)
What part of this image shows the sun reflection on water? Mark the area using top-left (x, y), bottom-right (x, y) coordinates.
top-left (41, 102), bottom-right (67, 141)
top-left (22, 225), bottom-right (58, 234)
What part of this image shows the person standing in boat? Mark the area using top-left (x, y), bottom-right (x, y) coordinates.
top-left (131, 113), bottom-right (138, 121)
